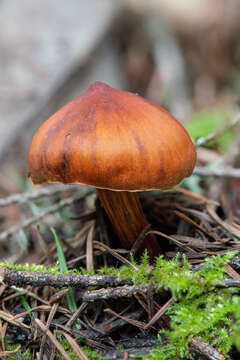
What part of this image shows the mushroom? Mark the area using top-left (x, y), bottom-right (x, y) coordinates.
top-left (28, 82), bottom-right (196, 256)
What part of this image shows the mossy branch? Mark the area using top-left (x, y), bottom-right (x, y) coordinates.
top-left (1, 267), bottom-right (128, 288)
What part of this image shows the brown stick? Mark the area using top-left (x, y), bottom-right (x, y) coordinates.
top-left (97, 189), bottom-right (161, 256)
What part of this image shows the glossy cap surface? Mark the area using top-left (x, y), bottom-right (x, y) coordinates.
top-left (28, 82), bottom-right (196, 191)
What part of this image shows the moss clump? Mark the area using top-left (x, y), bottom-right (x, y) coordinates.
top-left (0, 262), bottom-right (61, 274)
top-left (101, 252), bottom-right (240, 359)
top-left (147, 289), bottom-right (240, 359)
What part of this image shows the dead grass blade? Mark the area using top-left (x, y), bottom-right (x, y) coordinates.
top-left (207, 204), bottom-right (240, 239)
top-left (39, 303), bottom-right (59, 359)
top-left (177, 188), bottom-right (219, 206)
top-left (174, 210), bottom-right (210, 236)
top-left (86, 221), bottom-right (95, 272)
top-left (0, 310), bottom-right (30, 329)
top-left (147, 230), bottom-right (193, 252)
top-left (61, 331), bottom-right (90, 360)
top-left (144, 298), bottom-right (174, 329)
top-left (12, 304), bottom-right (70, 321)
top-left (0, 345), bottom-right (21, 357)
top-left (94, 241), bottom-right (137, 270)
top-left (131, 224), bottom-right (151, 255)
top-left (176, 205), bottom-right (213, 223)
top-left (66, 302), bottom-right (87, 328)
top-left (1, 287), bottom-right (49, 306)
top-left (105, 308), bottom-right (146, 329)
top-left (225, 264), bottom-right (240, 280)
top-left (35, 318), bottom-right (72, 360)
top-left (0, 320), bottom-right (8, 357)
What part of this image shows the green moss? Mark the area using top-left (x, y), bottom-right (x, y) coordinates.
top-left (99, 251), bottom-right (152, 286)
top-left (82, 346), bottom-right (103, 360)
top-left (146, 288), bottom-right (240, 359)
top-left (0, 262), bottom-right (61, 274)
top-left (145, 252), bottom-right (239, 359)
top-left (100, 252), bottom-right (240, 359)
top-left (151, 252), bottom-right (233, 299)
top-left (0, 261), bottom-right (84, 275)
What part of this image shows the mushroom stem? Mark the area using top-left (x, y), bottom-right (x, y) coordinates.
top-left (97, 189), bottom-right (161, 257)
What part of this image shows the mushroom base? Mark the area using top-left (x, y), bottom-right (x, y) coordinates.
top-left (97, 189), bottom-right (161, 257)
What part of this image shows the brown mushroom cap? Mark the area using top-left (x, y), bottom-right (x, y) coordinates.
top-left (28, 82), bottom-right (196, 191)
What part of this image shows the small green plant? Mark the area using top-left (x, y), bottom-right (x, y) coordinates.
top-left (51, 227), bottom-right (77, 311)
top-left (19, 296), bottom-right (33, 320)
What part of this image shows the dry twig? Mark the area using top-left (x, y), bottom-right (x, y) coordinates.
top-left (207, 204), bottom-right (240, 239)
top-left (11, 305), bottom-right (71, 322)
top-left (1, 286), bottom-right (49, 305)
top-left (0, 192), bottom-right (88, 242)
top-left (194, 166), bottom-right (240, 179)
top-left (225, 264), bottom-right (240, 280)
top-left (1, 267), bottom-right (129, 288)
top-left (66, 302), bottom-right (88, 328)
top-left (82, 285), bottom-right (150, 302)
top-left (0, 184), bottom-right (81, 207)
top-left (0, 309), bottom-right (30, 329)
top-left (217, 279), bottom-right (240, 289)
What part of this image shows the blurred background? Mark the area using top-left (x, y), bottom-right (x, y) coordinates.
top-left (1, 0), bottom-right (240, 182)
top-left (0, 0), bottom-right (240, 254)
